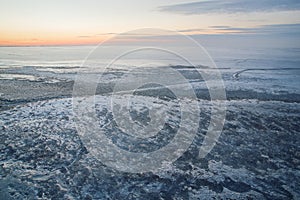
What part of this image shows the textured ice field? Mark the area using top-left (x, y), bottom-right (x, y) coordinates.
top-left (0, 95), bottom-right (299, 199)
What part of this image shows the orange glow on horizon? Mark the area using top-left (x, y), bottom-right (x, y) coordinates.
top-left (0, 35), bottom-right (110, 46)
top-left (0, 29), bottom-right (243, 46)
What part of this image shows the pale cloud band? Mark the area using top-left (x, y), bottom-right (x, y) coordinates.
top-left (179, 24), bottom-right (300, 35)
top-left (159, 0), bottom-right (300, 14)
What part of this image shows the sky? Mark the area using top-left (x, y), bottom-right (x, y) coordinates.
top-left (0, 0), bottom-right (299, 46)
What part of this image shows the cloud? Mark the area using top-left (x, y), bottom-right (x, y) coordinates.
top-left (176, 23), bottom-right (300, 35)
top-left (95, 33), bottom-right (116, 36)
top-left (78, 35), bottom-right (92, 38)
top-left (190, 24), bottom-right (300, 48)
top-left (253, 23), bottom-right (300, 35)
top-left (209, 26), bottom-right (248, 32)
top-left (231, 23), bottom-right (300, 35)
top-left (177, 28), bottom-right (205, 33)
top-left (210, 26), bottom-right (232, 29)
top-left (77, 33), bottom-right (117, 38)
top-left (159, 0), bottom-right (300, 14)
